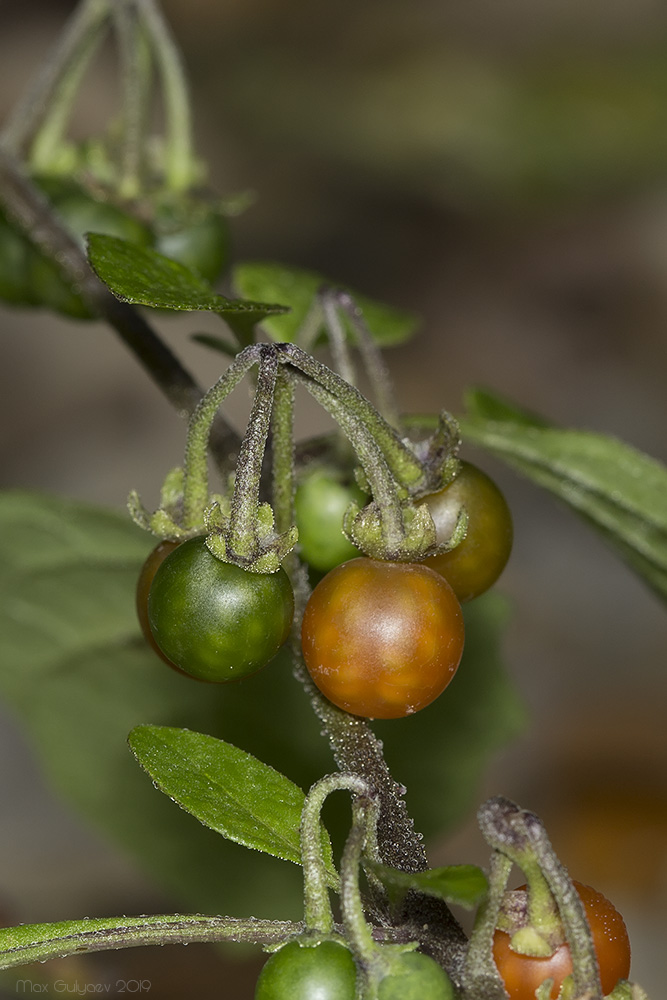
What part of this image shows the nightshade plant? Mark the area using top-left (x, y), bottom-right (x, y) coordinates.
top-left (0, 2), bottom-right (663, 998)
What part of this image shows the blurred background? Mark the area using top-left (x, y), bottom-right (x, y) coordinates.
top-left (1, 0), bottom-right (666, 995)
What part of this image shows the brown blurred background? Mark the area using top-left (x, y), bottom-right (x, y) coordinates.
top-left (1, 0), bottom-right (666, 996)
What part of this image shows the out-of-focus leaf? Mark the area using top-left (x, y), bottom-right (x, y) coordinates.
top-left (461, 389), bottom-right (667, 601)
top-left (129, 725), bottom-right (336, 883)
top-left (366, 860), bottom-right (488, 909)
top-left (0, 491), bottom-right (522, 920)
top-left (233, 261), bottom-right (418, 346)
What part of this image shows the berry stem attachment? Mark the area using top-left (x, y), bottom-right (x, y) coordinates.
top-left (299, 774), bottom-right (371, 935)
top-left (478, 797), bottom-right (603, 1000)
top-left (182, 345), bottom-right (260, 527)
top-left (462, 849), bottom-right (513, 1000)
top-left (227, 346), bottom-right (278, 561)
top-left (339, 783), bottom-right (382, 967)
top-left (271, 366), bottom-right (296, 539)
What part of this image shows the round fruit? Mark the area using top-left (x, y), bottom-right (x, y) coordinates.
top-left (377, 952), bottom-right (455, 1000)
top-left (255, 940), bottom-right (357, 1000)
top-left (147, 537), bottom-right (294, 682)
top-left (420, 461), bottom-right (513, 602)
top-left (136, 539), bottom-right (185, 672)
top-left (294, 467), bottom-right (365, 573)
top-left (301, 558), bottom-right (464, 719)
top-left (492, 882), bottom-right (631, 1000)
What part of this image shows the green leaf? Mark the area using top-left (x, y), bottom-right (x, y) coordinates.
top-left (0, 491), bottom-right (521, 919)
top-left (128, 724), bottom-right (336, 882)
top-left (460, 389), bottom-right (667, 601)
top-left (366, 861), bottom-right (488, 909)
top-left (233, 261), bottom-right (418, 346)
top-left (0, 492), bottom-right (308, 919)
top-left (87, 234), bottom-right (288, 327)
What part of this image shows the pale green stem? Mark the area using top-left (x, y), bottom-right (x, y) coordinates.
top-left (291, 369), bottom-right (405, 552)
top-left (182, 345), bottom-right (260, 526)
top-left (0, 914), bottom-right (301, 971)
top-left (1, 0), bottom-right (110, 159)
top-left (295, 295), bottom-right (324, 353)
top-left (300, 774), bottom-right (371, 934)
top-left (271, 367), bottom-right (296, 538)
top-left (336, 290), bottom-right (401, 428)
top-left (113, 0), bottom-right (153, 199)
top-left (138, 0), bottom-right (196, 191)
top-left (462, 850), bottom-right (512, 1000)
top-left (340, 794), bottom-right (382, 966)
top-left (321, 288), bottom-right (357, 388)
top-left (228, 347), bottom-right (278, 559)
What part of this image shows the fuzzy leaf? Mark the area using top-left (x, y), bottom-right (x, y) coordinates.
top-left (87, 234), bottom-right (288, 325)
top-left (128, 724), bottom-right (336, 881)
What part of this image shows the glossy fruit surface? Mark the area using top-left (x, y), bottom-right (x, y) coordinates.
top-left (294, 467), bottom-right (365, 573)
top-left (492, 882), bottom-right (631, 1000)
top-left (301, 558), bottom-right (464, 719)
top-left (147, 537), bottom-right (294, 682)
top-left (254, 940), bottom-right (357, 1000)
top-left (136, 539), bottom-right (184, 671)
top-left (420, 461), bottom-right (513, 602)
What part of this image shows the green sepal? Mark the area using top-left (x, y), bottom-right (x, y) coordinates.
top-left (159, 466), bottom-right (185, 508)
top-left (344, 500), bottom-right (437, 562)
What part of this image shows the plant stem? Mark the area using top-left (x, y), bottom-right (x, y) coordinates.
top-left (113, 0), bottom-right (153, 200)
top-left (1, 0), bottom-right (110, 158)
top-left (478, 798), bottom-right (603, 1000)
top-left (340, 793), bottom-right (382, 966)
top-left (0, 914), bottom-right (301, 971)
top-left (290, 369), bottom-right (405, 553)
top-left (271, 367), bottom-right (296, 538)
top-left (279, 343), bottom-right (424, 491)
top-left (181, 347), bottom-right (259, 525)
top-left (336, 290), bottom-right (400, 429)
top-left (0, 147), bottom-right (241, 468)
top-left (321, 288), bottom-right (357, 388)
top-left (138, 0), bottom-right (196, 191)
top-left (300, 774), bottom-right (372, 935)
top-left (228, 346), bottom-right (278, 559)
top-left (462, 850), bottom-right (513, 1000)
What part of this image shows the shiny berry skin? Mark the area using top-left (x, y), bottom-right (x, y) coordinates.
top-left (301, 557), bottom-right (464, 719)
top-left (254, 940), bottom-right (357, 1000)
top-left (492, 882), bottom-right (631, 1000)
top-left (420, 461), bottom-right (513, 602)
top-left (147, 537), bottom-right (294, 683)
top-left (294, 467), bottom-right (364, 573)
